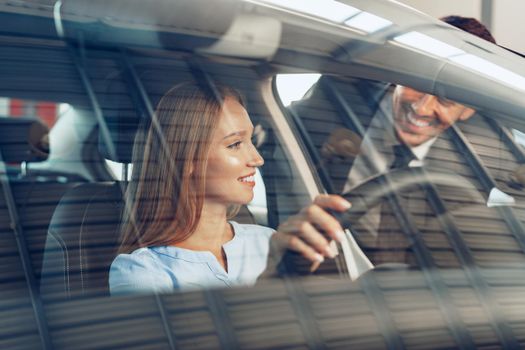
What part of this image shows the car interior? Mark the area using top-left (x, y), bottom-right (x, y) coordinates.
top-left (0, 43), bottom-right (320, 348)
top-left (2, 0), bottom-right (525, 349)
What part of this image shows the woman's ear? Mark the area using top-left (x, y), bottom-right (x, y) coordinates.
top-left (459, 106), bottom-right (476, 121)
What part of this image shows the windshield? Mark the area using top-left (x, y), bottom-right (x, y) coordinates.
top-left (283, 73), bottom-right (525, 270)
top-left (2, 1), bottom-right (525, 349)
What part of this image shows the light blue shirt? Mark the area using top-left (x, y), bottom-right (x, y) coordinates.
top-left (109, 221), bottom-right (275, 295)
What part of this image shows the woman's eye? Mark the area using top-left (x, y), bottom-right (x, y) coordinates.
top-left (227, 141), bottom-right (242, 149)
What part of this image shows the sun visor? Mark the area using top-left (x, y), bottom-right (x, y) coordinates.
top-left (198, 14), bottom-right (281, 59)
top-left (56, 0), bottom-right (240, 52)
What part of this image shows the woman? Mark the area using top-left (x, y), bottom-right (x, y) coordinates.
top-left (109, 82), bottom-right (350, 294)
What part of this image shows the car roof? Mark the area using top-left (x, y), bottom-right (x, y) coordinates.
top-left (4, 0), bottom-right (525, 121)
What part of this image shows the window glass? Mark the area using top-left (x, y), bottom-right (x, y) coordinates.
top-left (28, 48), bottom-right (313, 301)
top-left (275, 74), bottom-right (321, 107)
top-left (0, 97), bottom-right (65, 128)
top-left (282, 74), bottom-right (525, 274)
top-left (3, 2), bottom-right (525, 349)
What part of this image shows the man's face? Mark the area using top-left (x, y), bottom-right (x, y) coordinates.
top-left (392, 86), bottom-right (475, 147)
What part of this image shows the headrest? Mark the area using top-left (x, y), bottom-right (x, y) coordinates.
top-left (0, 117), bottom-right (49, 162)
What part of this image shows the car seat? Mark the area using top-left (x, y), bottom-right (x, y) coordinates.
top-left (0, 116), bottom-right (84, 303)
top-left (39, 112), bottom-right (135, 300)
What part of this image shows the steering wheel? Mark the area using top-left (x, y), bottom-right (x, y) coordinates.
top-left (335, 168), bottom-right (483, 227)
top-left (278, 167), bottom-right (484, 277)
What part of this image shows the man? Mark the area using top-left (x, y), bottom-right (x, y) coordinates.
top-left (340, 16), bottom-right (499, 267)
top-left (290, 15), bottom-right (514, 272)
top-left (346, 16), bottom-right (496, 187)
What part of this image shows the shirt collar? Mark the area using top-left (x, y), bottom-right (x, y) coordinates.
top-left (410, 136), bottom-right (437, 161)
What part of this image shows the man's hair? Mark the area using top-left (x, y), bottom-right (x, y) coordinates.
top-left (440, 15), bottom-right (496, 44)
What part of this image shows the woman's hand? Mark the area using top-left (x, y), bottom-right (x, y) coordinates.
top-left (271, 194), bottom-right (351, 268)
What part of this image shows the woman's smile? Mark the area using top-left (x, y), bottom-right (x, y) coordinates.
top-left (238, 173), bottom-right (256, 187)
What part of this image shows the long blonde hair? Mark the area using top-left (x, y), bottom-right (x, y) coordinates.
top-left (118, 82), bottom-right (243, 253)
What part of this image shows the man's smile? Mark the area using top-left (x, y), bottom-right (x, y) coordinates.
top-left (399, 103), bottom-right (442, 132)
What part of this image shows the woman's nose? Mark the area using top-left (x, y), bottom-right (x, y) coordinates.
top-left (411, 94), bottom-right (438, 116)
top-left (248, 144), bottom-right (264, 167)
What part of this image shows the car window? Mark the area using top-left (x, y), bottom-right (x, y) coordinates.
top-left (3, 1), bottom-right (525, 349)
top-left (276, 73), bottom-right (525, 347)
top-left (0, 97), bottom-right (62, 128)
top-left (30, 47), bottom-right (315, 300)
top-left (284, 74), bottom-right (525, 270)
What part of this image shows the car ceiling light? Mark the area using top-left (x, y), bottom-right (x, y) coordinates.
top-left (450, 53), bottom-right (525, 91)
top-left (344, 11), bottom-right (392, 33)
top-left (257, 0), bottom-right (360, 23)
top-left (393, 31), bottom-right (465, 58)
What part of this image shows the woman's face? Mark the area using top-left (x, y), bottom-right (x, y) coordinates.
top-left (203, 96), bottom-right (264, 206)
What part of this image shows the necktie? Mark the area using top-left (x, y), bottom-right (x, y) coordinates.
top-left (373, 144), bottom-right (416, 265)
top-left (390, 144), bottom-right (416, 169)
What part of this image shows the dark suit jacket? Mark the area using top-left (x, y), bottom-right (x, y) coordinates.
top-left (292, 75), bottom-right (525, 270)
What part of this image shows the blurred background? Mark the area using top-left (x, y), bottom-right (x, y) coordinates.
top-left (398, 0), bottom-right (525, 54)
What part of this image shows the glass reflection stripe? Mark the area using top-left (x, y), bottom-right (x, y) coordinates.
top-left (286, 76), bottom-right (404, 345)
top-left (486, 118), bottom-right (525, 163)
top-left (286, 106), bottom-right (335, 193)
top-left (0, 151), bottom-right (53, 349)
top-left (448, 124), bottom-right (525, 253)
top-left (119, 51), bottom-right (180, 350)
top-left (421, 171), bottom-right (520, 349)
